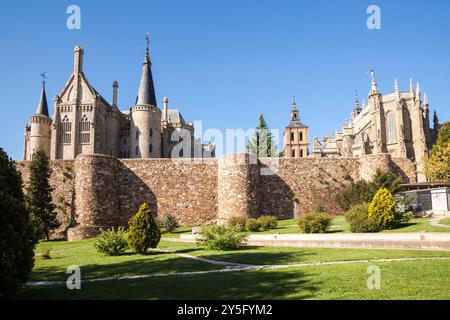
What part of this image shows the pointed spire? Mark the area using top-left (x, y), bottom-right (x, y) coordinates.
top-left (369, 70), bottom-right (379, 95)
top-left (415, 82), bottom-right (421, 101)
top-left (354, 90), bottom-right (362, 114)
top-left (433, 110), bottom-right (439, 130)
top-left (392, 78), bottom-right (399, 98)
top-left (424, 93), bottom-right (429, 106)
top-left (135, 33), bottom-right (157, 106)
top-left (409, 78), bottom-right (414, 95)
top-left (35, 73), bottom-right (49, 116)
top-left (290, 96), bottom-right (300, 125)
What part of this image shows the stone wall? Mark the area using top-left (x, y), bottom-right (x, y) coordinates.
top-left (16, 153), bottom-right (417, 240)
top-left (16, 160), bottom-right (75, 240)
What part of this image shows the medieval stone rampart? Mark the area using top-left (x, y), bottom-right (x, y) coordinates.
top-left (16, 153), bottom-right (417, 241)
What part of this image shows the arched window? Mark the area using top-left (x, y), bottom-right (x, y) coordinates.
top-left (59, 115), bottom-right (72, 144)
top-left (78, 114), bottom-right (90, 144)
top-left (300, 149), bottom-right (304, 158)
top-left (292, 149), bottom-right (296, 157)
top-left (179, 149), bottom-right (184, 157)
top-left (386, 113), bottom-right (397, 144)
top-left (149, 144), bottom-right (153, 153)
top-left (150, 128), bottom-right (153, 137)
top-left (291, 132), bottom-right (295, 141)
top-left (300, 132), bottom-right (303, 141)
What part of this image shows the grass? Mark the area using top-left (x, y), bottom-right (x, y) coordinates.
top-left (32, 239), bottom-right (219, 281)
top-left (16, 239), bottom-right (450, 300)
top-left (440, 218), bottom-right (450, 226)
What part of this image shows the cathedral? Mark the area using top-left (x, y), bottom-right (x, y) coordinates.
top-left (23, 41), bottom-right (215, 161)
top-left (312, 71), bottom-right (440, 165)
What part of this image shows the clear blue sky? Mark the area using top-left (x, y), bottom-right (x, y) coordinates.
top-left (1, 0), bottom-right (449, 159)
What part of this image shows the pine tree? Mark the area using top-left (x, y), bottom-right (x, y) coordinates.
top-left (26, 150), bottom-right (59, 240)
top-left (0, 148), bottom-right (36, 298)
top-left (246, 114), bottom-right (278, 157)
top-left (127, 203), bottom-right (161, 254)
top-left (368, 188), bottom-right (396, 230)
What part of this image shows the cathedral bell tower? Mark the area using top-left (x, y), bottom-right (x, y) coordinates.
top-left (283, 96), bottom-right (309, 158)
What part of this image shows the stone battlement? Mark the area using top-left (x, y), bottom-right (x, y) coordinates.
top-left (16, 153), bottom-right (417, 241)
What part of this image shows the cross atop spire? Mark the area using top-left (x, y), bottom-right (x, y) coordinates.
top-left (354, 90), bottom-right (362, 114)
top-left (292, 96), bottom-right (297, 110)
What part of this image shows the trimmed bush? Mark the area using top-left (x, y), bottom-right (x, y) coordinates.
top-left (298, 212), bottom-right (332, 233)
top-left (0, 148), bottom-right (36, 298)
top-left (257, 216), bottom-right (278, 230)
top-left (227, 216), bottom-right (248, 231)
top-left (345, 204), bottom-right (379, 233)
top-left (127, 203), bottom-right (161, 254)
top-left (157, 214), bottom-right (179, 233)
top-left (94, 227), bottom-right (128, 256)
top-left (368, 188), bottom-right (396, 230)
top-left (246, 218), bottom-right (261, 232)
top-left (197, 225), bottom-right (247, 251)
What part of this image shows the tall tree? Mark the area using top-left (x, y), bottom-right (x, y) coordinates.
top-left (246, 114), bottom-right (278, 157)
top-left (26, 150), bottom-right (59, 240)
top-left (436, 121), bottom-right (450, 146)
top-left (424, 142), bottom-right (450, 182)
top-left (0, 148), bottom-right (36, 298)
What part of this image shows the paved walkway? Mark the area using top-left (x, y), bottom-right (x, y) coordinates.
top-left (429, 216), bottom-right (450, 228)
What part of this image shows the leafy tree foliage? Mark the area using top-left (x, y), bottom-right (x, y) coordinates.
top-left (0, 148), bottom-right (36, 298)
top-left (424, 142), bottom-right (450, 182)
top-left (336, 169), bottom-right (402, 211)
top-left (436, 121), bottom-right (450, 146)
top-left (26, 150), bottom-right (59, 240)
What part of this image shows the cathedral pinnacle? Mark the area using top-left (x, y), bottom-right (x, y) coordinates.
top-left (369, 70), bottom-right (379, 95)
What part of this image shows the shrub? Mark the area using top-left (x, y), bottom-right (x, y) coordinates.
top-left (246, 218), bottom-right (261, 232)
top-left (368, 188), bottom-right (396, 230)
top-left (157, 214), bottom-right (179, 233)
top-left (94, 227), bottom-right (128, 256)
top-left (345, 204), bottom-right (379, 233)
top-left (298, 212), bottom-right (332, 233)
top-left (127, 203), bottom-right (161, 254)
top-left (197, 225), bottom-right (247, 251)
top-left (0, 148), bottom-right (37, 298)
top-left (336, 169), bottom-right (402, 211)
top-left (227, 216), bottom-right (248, 231)
top-left (257, 216), bottom-right (278, 230)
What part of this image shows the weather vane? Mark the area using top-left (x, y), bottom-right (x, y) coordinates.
top-left (145, 32), bottom-right (150, 50)
top-left (40, 72), bottom-right (47, 85)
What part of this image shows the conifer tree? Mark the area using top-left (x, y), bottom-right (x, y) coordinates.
top-left (127, 203), bottom-right (161, 254)
top-left (246, 113), bottom-right (278, 157)
top-left (0, 148), bottom-right (36, 298)
top-left (26, 150), bottom-right (59, 240)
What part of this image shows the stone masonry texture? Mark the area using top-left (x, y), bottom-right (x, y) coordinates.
top-left (16, 153), bottom-right (417, 240)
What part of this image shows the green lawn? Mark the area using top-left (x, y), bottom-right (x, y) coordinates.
top-left (16, 239), bottom-right (450, 300)
top-left (440, 218), bottom-right (450, 226)
top-left (161, 216), bottom-right (450, 238)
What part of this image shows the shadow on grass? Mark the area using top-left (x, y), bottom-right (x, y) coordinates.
top-left (197, 249), bottom-right (317, 266)
top-left (30, 254), bottom-right (220, 282)
top-left (18, 267), bottom-right (320, 300)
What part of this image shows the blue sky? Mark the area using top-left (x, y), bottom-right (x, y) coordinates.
top-left (1, 0), bottom-right (449, 159)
